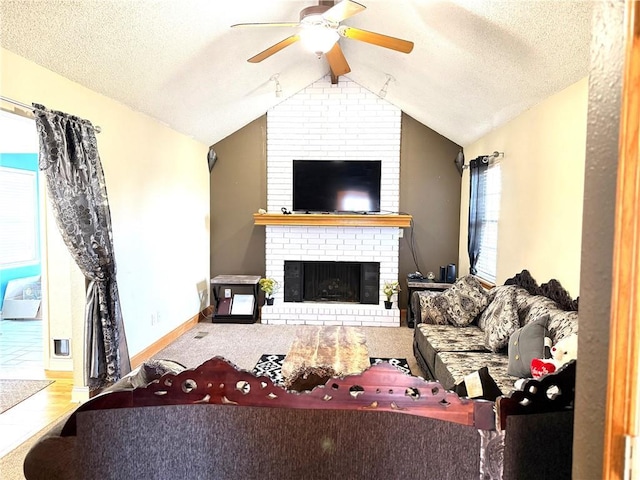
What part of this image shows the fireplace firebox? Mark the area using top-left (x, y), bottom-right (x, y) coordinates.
top-left (284, 261), bottom-right (379, 304)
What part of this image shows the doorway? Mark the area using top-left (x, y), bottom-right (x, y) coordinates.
top-left (0, 109), bottom-right (44, 376)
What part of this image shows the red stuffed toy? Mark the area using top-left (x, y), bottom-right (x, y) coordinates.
top-left (531, 334), bottom-right (578, 379)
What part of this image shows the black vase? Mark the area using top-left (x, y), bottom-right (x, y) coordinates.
top-left (265, 297), bottom-right (274, 306)
top-left (384, 300), bottom-right (392, 309)
top-left (446, 263), bottom-right (456, 283)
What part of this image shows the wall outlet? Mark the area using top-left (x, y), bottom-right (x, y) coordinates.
top-left (151, 312), bottom-right (157, 325)
top-left (224, 288), bottom-right (232, 298)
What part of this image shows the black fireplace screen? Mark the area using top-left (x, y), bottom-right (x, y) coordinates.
top-left (304, 262), bottom-right (360, 302)
top-left (284, 261), bottom-right (379, 304)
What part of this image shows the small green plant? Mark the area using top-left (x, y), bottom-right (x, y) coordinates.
top-left (383, 280), bottom-right (401, 302)
top-left (259, 277), bottom-right (280, 298)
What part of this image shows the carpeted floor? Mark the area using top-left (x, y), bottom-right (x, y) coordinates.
top-left (151, 323), bottom-right (420, 375)
top-left (0, 380), bottom-right (53, 414)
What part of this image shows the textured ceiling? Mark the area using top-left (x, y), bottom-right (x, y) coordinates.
top-left (0, 0), bottom-right (593, 147)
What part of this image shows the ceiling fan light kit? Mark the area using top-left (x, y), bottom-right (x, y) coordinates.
top-left (300, 25), bottom-right (339, 56)
top-left (232, 0), bottom-right (414, 82)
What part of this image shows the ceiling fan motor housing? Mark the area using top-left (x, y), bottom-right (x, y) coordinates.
top-left (300, 6), bottom-right (331, 23)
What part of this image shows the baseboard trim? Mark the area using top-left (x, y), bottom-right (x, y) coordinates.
top-left (130, 307), bottom-right (212, 368)
top-left (71, 386), bottom-right (89, 403)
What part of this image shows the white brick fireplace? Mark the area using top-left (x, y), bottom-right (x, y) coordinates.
top-left (261, 76), bottom-right (402, 327)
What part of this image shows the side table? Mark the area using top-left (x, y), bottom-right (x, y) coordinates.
top-left (210, 275), bottom-right (261, 323)
top-left (406, 277), bottom-right (452, 328)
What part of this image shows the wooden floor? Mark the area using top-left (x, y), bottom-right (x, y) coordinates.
top-left (0, 369), bottom-right (76, 458)
top-left (0, 319), bottom-right (77, 458)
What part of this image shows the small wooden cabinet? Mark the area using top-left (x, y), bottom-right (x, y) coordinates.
top-left (210, 275), bottom-right (261, 323)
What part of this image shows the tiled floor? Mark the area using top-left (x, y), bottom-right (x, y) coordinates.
top-left (0, 319), bottom-right (44, 378)
top-left (0, 319), bottom-right (75, 459)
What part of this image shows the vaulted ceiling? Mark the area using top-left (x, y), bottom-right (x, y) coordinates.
top-left (0, 0), bottom-right (593, 147)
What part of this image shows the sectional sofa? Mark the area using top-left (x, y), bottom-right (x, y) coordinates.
top-left (412, 270), bottom-right (579, 396)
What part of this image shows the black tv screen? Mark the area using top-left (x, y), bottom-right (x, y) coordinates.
top-left (293, 160), bottom-right (382, 213)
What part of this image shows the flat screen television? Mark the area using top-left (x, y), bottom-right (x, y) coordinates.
top-left (293, 160), bottom-right (382, 213)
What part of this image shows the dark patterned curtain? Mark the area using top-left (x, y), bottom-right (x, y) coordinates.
top-left (33, 104), bottom-right (131, 391)
top-left (468, 156), bottom-right (489, 275)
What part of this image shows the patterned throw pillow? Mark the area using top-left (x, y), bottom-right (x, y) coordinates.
top-left (442, 275), bottom-right (489, 327)
top-left (482, 286), bottom-right (520, 352)
top-left (418, 293), bottom-right (451, 325)
top-left (478, 285), bottom-right (518, 330)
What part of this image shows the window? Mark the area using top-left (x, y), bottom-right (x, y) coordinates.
top-left (474, 163), bottom-right (501, 284)
top-left (0, 166), bottom-right (39, 267)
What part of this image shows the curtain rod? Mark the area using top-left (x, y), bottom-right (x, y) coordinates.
top-left (478, 151), bottom-right (504, 165)
top-left (0, 95), bottom-right (102, 133)
top-left (456, 150), bottom-right (504, 172)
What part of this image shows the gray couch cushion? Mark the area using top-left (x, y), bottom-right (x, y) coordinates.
top-left (415, 324), bottom-right (487, 373)
top-left (434, 351), bottom-right (513, 394)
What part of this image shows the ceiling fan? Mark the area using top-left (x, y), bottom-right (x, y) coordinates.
top-left (231, 0), bottom-right (414, 82)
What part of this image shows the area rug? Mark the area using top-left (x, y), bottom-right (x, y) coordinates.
top-left (0, 379), bottom-right (53, 414)
top-left (252, 354), bottom-right (411, 387)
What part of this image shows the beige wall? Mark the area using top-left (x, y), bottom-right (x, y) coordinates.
top-left (1, 48), bottom-right (210, 393)
top-left (459, 77), bottom-right (588, 296)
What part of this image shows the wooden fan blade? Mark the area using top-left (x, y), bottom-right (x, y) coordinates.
top-left (231, 22), bottom-right (300, 28)
top-left (325, 42), bottom-right (351, 77)
top-left (248, 34), bottom-right (301, 63)
top-left (323, 0), bottom-right (366, 23)
top-left (338, 26), bottom-right (414, 53)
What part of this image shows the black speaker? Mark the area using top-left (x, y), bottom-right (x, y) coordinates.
top-left (284, 261), bottom-right (303, 302)
top-left (446, 263), bottom-right (456, 283)
top-left (360, 262), bottom-right (380, 304)
top-left (439, 266), bottom-right (446, 283)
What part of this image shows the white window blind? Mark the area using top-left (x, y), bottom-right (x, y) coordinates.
top-left (0, 166), bottom-right (39, 267)
top-left (475, 163), bottom-right (501, 284)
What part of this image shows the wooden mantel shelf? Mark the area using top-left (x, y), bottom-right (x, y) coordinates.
top-left (253, 213), bottom-right (412, 228)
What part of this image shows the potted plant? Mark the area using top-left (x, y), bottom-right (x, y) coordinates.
top-left (383, 280), bottom-right (401, 309)
top-left (259, 277), bottom-right (279, 306)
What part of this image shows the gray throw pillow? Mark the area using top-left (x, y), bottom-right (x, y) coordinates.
top-left (507, 315), bottom-right (550, 377)
top-left (483, 286), bottom-right (520, 352)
